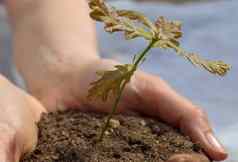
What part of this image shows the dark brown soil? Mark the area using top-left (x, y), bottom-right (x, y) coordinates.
top-left (21, 110), bottom-right (209, 162)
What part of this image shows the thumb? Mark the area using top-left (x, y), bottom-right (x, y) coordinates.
top-left (0, 125), bottom-right (21, 162)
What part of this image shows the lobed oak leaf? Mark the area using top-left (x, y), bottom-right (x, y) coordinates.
top-left (154, 16), bottom-right (183, 48)
top-left (116, 10), bottom-right (157, 32)
top-left (89, 0), bottom-right (154, 40)
top-left (88, 0), bottom-right (230, 78)
top-left (88, 64), bottom-right (135, 101)
top-left (167, 41), bottom-right (231, 76)
top-left (185, 53), bottom-right (231, 76)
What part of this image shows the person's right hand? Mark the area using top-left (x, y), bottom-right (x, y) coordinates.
top-left (0, 75), bottom-right (46, 162)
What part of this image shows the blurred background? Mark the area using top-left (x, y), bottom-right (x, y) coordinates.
top-left (0, 0), bottom-right (237, 161)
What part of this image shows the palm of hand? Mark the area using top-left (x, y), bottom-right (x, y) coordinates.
top-left (17, 52), bottom-right (212, 162)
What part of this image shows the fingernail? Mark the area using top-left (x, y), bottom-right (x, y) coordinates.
top-left (206, 133), bottom-right (227, 154)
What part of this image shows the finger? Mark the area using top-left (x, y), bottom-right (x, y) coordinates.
top-left (127, 72), bottom-right (227, 161)
top-left (166, 153), bottom-right (210, 162)
top-left (0, 105), bottom-right (39, 162)
top-left (0, 124), bottom-right (20, 162)
top-left (179, 109), bottom-right (227, 161)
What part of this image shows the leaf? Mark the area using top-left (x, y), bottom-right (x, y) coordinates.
top-left (88, 64), bottom-right (135, 101)
top-left (88, 0), bottom-right (154, 40)
top-left (154, 16), bottom-right (182, 49)
top-left (116, 10), bottom-right (157, 32)
top-left (88, 0), bottom-right (230, 78)
top-left (163, 40), bottom-right (231, 76)
top-left (184, 53), bottom-right (231, 76)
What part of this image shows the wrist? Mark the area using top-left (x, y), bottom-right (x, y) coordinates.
top-left (10, 0), bottom-right (99, 66)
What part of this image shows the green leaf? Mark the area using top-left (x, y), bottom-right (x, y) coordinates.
top-left (88, 64), bottom-right (135, 101)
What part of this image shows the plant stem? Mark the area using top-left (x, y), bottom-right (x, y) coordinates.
top-left (98, 40), bottom-right (157, 141)
top-left (99, 81), bottom-right (127, 141)
top-left (133, 39), bottom-right (157, 69)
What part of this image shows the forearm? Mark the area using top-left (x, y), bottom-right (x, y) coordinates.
top-left (6, 0), bottom-right (99, 68)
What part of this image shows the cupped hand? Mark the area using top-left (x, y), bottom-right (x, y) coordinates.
top-left (16, 55), bottom-right (227, 162)
top-left (8, 0), bottom-right (227, 161)
top-left (0, 75), bottom-right (46, 162)
top-left (0, 63), bottom-right (213, 162)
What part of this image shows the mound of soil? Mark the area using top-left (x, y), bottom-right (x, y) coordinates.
top-left (21, 110), bottom-right (209, 162)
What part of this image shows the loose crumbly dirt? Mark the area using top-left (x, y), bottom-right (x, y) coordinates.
top-left (22, 110), bottom-right (209, 162)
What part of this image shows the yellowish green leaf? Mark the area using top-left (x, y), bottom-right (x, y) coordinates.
top-left (89, 0), bottom-right (231, 80)
top-left (88, 64), bottom-right (135, 101)
top-left (88, 0), bottom-right (154, 40)
top-left (154, 16), bottom-right (182, 48)
top-left (116, 10), bottom-right (157, 32)
top-left (184, 53), bottom-right (231, 76)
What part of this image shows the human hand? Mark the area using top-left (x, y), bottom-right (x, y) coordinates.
top-left (16, 55), bottom-right (227, 162)
top-left (0, 75), bottom-right (46, 162)
top-left (6, 0), bottom-right (227, 161)
top-left (0, 62), bottom-right (216, 162)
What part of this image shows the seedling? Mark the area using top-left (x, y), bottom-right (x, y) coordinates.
top-left (87, 0), bottom-right (230, 141)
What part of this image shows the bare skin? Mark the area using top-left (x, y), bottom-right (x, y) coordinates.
top-left (0, 0), bottom-right (227, 161)
top-left (0, 75), bottom-right (46, 162)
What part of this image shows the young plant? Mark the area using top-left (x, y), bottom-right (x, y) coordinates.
top-left (87, 0), bottom-right (231, 141)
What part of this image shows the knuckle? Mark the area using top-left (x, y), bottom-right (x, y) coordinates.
top-left (180, 107), bottom-right (208, 129)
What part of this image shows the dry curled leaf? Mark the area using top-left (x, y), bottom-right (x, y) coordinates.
top-left (89, 0), bottom-right (154, 40)
top-left (166, 41), bottom-right (231, 76)
top-left (154, 16), bottom-right (183, 48)
top-left (88, 64), bottom-right (135, 101)
top-left (184, 53), bottom-right (231, 76)
top-left (116, 9), bottom-right (157, 32)
top-left (88, 0), bottom-right (231, 101)
top-left (89, 0), bottom-right (182, 43)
